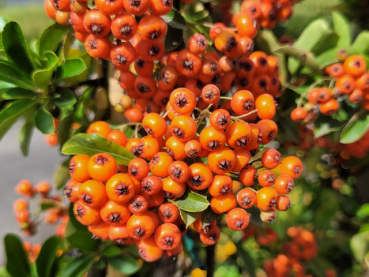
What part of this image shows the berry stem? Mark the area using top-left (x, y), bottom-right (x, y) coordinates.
top-left (200, 22), bottom-right (237, 32)
top-left (161, 108), bottom-right (172, 118)
top-left (220, 96), bottom-right (232, 100)
top-left (230, 109), bottom-right (258, 121)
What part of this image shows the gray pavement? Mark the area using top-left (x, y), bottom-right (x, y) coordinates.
top-left (0, 121), bottom-right (66, 265)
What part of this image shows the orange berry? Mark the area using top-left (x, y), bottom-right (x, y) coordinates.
top-left (170, 115), bottom-right (197, 142)
top-left (208, 147), bottom-right (236, 174)
top-left (128, 158), bottom-right (149, 180)
top-left (88, 220), bottom-right (110, 241)
top-left (107, 130), bottom-right (127, 146)
top-left (208, 175), bottom-right (233, 197)
top-left (137, 236), bottom-right (163, 262)
top-left (255, 94), bottom-right (276, 120)
top-left (141, 175), bottom-right (162, 195)
top-left (237, 188), bottom-right (256, 208)
top-left (87, 121), bottom-right (111, 138)
top-left (79, 180), bottom-right (107, 208)
top-left (226, 208), bottom-right (250, 231)
top-left (276, 195), bottom-right (291, 211)
top-left (258, 170), bottom-right (276, 187)
top-left (16, 180), bottom-right (33, 196)
top-left (128, 195), bottom-right (148, 214)
top-left (127, 213), bottom-right (156, 240)
top-left (187, 163), bottom-right (213, 190)
top-left (154, 223), bottom-right (181, 250)
top-left (199, 225), bottom-right (220, 245)
top-left (150, 152), bottom-right (173, 178)
top-left (100, 200), bottom-right (130, 226)
top-left (87, 153), bottom-right (117, 182)
top-left (256, 187), bottom-right (278, 211)
top-left (142, 113), bottom-right (168, 138)
top-left (106, 173), bottom-right (135, 203)
top-left (210, 193), bottom-right (237, 214)
top-left (74, 201), bottom-right (101, 226)
top-left (280, 156), bottom-right (303, 179)
top-left (158, 203), bottom-right (179, 223)
top-left (274, 175), bottom-right (294, 194)
top-left (162, 177), bottom-right (186, 199)
top-left (261, 149), bottom-right (281, 169)
top-left (169, 88), bottom-right (196, 115)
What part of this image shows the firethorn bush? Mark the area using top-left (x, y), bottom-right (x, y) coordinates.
top-left (1, 0), bottom-right (369, 276)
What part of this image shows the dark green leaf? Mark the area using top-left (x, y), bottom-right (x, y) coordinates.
top-left (201, 207), bottom-right (219, 227)
top-left (107, 254), bottom-right (139, 275)
top-left (33, 51), bottom-right (59, 92)
top-left (350, 31), bottom-right (369, 54)
top-left (62, 133), bottom-right (136, 165)
top-left (350, 231), bottom-right (369, 263)
top-left (314, 115), bottom-right (344, 139)
top-left (38, 23), bottom-right (70, 57)
top-left (61, 255), bottom-right (94, 277)
top-left (55, 158), bottom-right (71, 189)
top-left (0, 60), bottom-right (37, 90)
top-left (170, 187), bottom-right (209, 212)
top-left (34, 105), bottom-right (55, 134)
top-left (2, 22), bottom-right (35, 75)
top-left (2, 88), bottom-right (38, 100)
top-left (0, 99), bottom-right (38, 141)
top-left (36, 236), bottom-right (60, 277)
top-left (332, 11), bottom-right (351, 48)
top-left (55, 58), bottom-right (87, 81)
top-left (41, 202), bottom-right (57, 211)
top-left (95, 258), bottom-right (107, 270)
top-left (53, 88), bottom-right (77, 108)
top-left (4, 234), bottom-right (30, 277)
top-left (182, 3), bottom-right (209, 23)
top-left (236, 245), bottom-right (256, 277)
top-left (179, 209), bottom-right (198, 228)
top-left (276, 46), bottom-right (321, 75)
top-left (19, 121), bottom-right (34, 157)
top-left (67, 231), bottom-right (99, 252)
top-left (68, 203), bottom-right (88, 232)
top-left (165, 26), bottom-right (183, 52)
top-left (161, 9), bottom-right (187, 30)
top-left (340, 111), bottom-right (369, 144)
top-left (58, 108), bottom-right (74, 149)
top-left (103, 246), bottom-right (121, 257)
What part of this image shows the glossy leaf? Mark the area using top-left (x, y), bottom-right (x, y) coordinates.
top-left (107, 254), bottom-right (139, 275)
top-left (340, 111), bottom-right (369, 144)
top-left (33, 51), bottom-right (59, 92)
top-left (67, 231), bottom-right (99, 252)
top-left (332, 11), bottom-right (351, 48)
top-left (55, 158), bottom-right (71, 189)
top-left (58, 108), bottom-right (74, 148)
top-left (62, 133), bottom-right (136, 165)
top-left (276, 46), bottom-right (321, 75)
top-left (350, 231), bottom-right (369, 263)
top-left (38, 23), bottom-right (70, 57)
top-left (182, 3), bottom-right (209, 23)
top-left (170, 188), bottom-right (209, 212)
top-left (55, 58), bottom-right (87, 81)
top-left (68, 203), bottom-right (88, 232)
top-left (0, 99), bottom-right (38, 141)
top-left (2, 88), bottom-right (38, 100)
top-left (34, 104), bottom-right (55, 134)
top-left (19, 121), bottom-right (34, 157)
top-left (161, 9), bottom-right (187, 30)
top-left (201, 207), bottom-right (219, 227)
top-left (0, 60), bottom-right (37, 90)
top-left (2, 22), bottom-right (35, 75)
top-left (350, 31), bottom-right (369, 54)
top-left (165, 26), bottom-right (183, 52)
top-left (179, 209), bottom-right (199, 228)
top-left (53, 88), bottom-right (77, 108)
top-left (314, 116), bottom-right (344, 139)
top-left (103, 246), bottom-right (121, 257)
top-left (4, 234), bottom-right (30, 277)
top-left (61, 255), bottom-right (94, 277)
top-left (36, 236), bottom-right (60, 277)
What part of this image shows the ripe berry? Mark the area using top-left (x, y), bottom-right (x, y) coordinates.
top-left (280, 156), bottom-right (303, 179)
top-left (128, 158), bottom-right (149, 180)
top-left (162, 177), bottom-right (186, 199)
top-left (200, 126), bottom-right (226, 151)
top-left (79, 180), bottom-right (107, 208)
top-left (231, 90), bottom-right (254, 115)
top-left (208, 147), bottom-right (236, 174)
top-left (127, 213), bottom-right (156, 240)
top-left (88, 221), bottom-right (110, 241)
top-left (239, 166), bottom-right (258, 186)
top-left (257, 119), bottom-right (278, 144)
top-left (170, 115), bottom-right (197, 142)
top-left (100, 200), bottom-right (131, 226)
top-left (87, 153), bottom-right (118, 182)
top-left (237, 188), bottom-right (256, 208)
top-left (274, 175), bottom-right (294, 194)
top-left (158, 203), bottom-right (179, 223)
top-left (208, 175), bottom-right (233, 197)
top-left (106, 173), bottom-right (135, 203)
top-left (210, 109), bottom-right (231, 130)
top-left (199, 225), bottom-right (220, 245)
top-left (87, 121), bottom-right (111, 138)
top-left (276, 195), bottom-right (291, 211)
top-left (107, 130), bottom-right (127, 146)
top-left (154, 223), bottom-right (181, 250)
top-left (109, 225), bottom-right (134, 245)
top-left (69, 154), bottom-right (91, 183)
top-left (226, 208), bottom-right (250, 231)
top-left (290, 107), bottom-right (307, 122)
top-left (16, 180), bottom-right (33, 196)
top-left (141, 175), bottom-right (162, 195)
top-left (169, 88), bottom-right (196, 115)
top-left (256, 187), bottom-right (278, 211)
top-left (137, 236), bottom-right (163, 262)
top-left (258, 170), bottom-right (276, 187)
top-left (84, 10), bottom-right (111, 37)
top-left (168, 161), bottom-right (190, 183)
top-left (150, 152), bottom-right (173, 178)
top-left (255, 94), bottom-right (276, 119)
top-left (128, 195), bottom-right (148, 214)
top-left (74, 201), bottom-right (101, 226)
top-left (35, 182), bottom-right (51, 196)
top-left (210, 193), bottom-right (237, 214)
top-left (95, 0), bottom-right (124, 15)
top-left (166, 137), bottom-right (186, 160)
top-left (226, 122), bottom-right (252, 148)
top-left (261, 149), bottom-right (281, 169)
top-left (184, 140), bottom-right (202, 158)
top-left (187, 163), bottom-right (213, 190)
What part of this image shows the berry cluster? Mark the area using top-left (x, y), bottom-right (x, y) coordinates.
top-left (22, 242), bottom-right (42, 262)
top-left (291, 54), bottom-right (369, 122)
top-left (264, 227), bottom-right (320, 277)
top-left (14, 180), bottom-right (68, 237)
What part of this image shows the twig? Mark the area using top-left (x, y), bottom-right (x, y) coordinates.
top-left (161, 108), bottom-right (172, 118)
top-left (231, 109), bottom-right (258, 121)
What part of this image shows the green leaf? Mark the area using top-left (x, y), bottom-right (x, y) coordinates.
top-left (36, 236), bottom-right (60, 277)
top-left (38, 23), bottom-right (70, 57)
top-left (276, 46), bottom-right (321, 75)
top-left (179, 209), bottom-right (199, 228)
top-left (2, 22), bottom-right (35, 75)
top-left (55, 158), bottom-right (71, 189)
top-left (350, 31), bottom-right (369, 54)
top-left (0, 267), bottom-right (11, 277)
top-left (357, 204), bottom-right (369, 219)
top-left (53, 88), bottom-right (77, 108)
top-left (103, 246), bottom-right (121, 257)
top-left (165, 26), bottom-right (183, 52)
top-left (62, 133), bottom-right (136, 166)
top-left (314, 117), bottom-right (343, 138)
top-left (67, 231), bottom-right (99, 252)
top-left (19, 121), bottom-right (34, 157)
top-left (107, 254), bottom-right (139, 275)
top-left (61, 255), bottom-right (94, 277)
top-left (58, 109), bottom-right (74, 148)
top-left (2, 88), bottom-right (38, 100)
top-left (236, 245), bottom-right (255, 277)
top-left (0, 99), bottom-right (38, 141)
top-left (41, 202), bottom-right (57, 211)
top-left (170, 187), bottom-right (209, 212)
top-left (34, 104), bottom-right (55, 135)
top-left (55, 58), bottom-right (87, 81)
top-left (332, 11), bottom-right (351, 48)
top-left (33, 51), bottom-right (59, 92)
top-left (316, 47), bottom-right (340, 68)
top-left (0, 60), bottom-right (37, 90)
top-left (4, 234), bottom-right (30, 277)
top-left (350, 231), bottom-right (369, 263)
top-left (161, 9), bottom-right (187, 30)
top-left (182, 3), bottom-right (209, 23)
top-left (201, 207), bottom-right (219, 227)
top-left (68, 203), bottom-right (88, 232)
top-left (340, 111), bottom-right (369, 144)
top-left (310, 31), bottom-right (338, 56)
